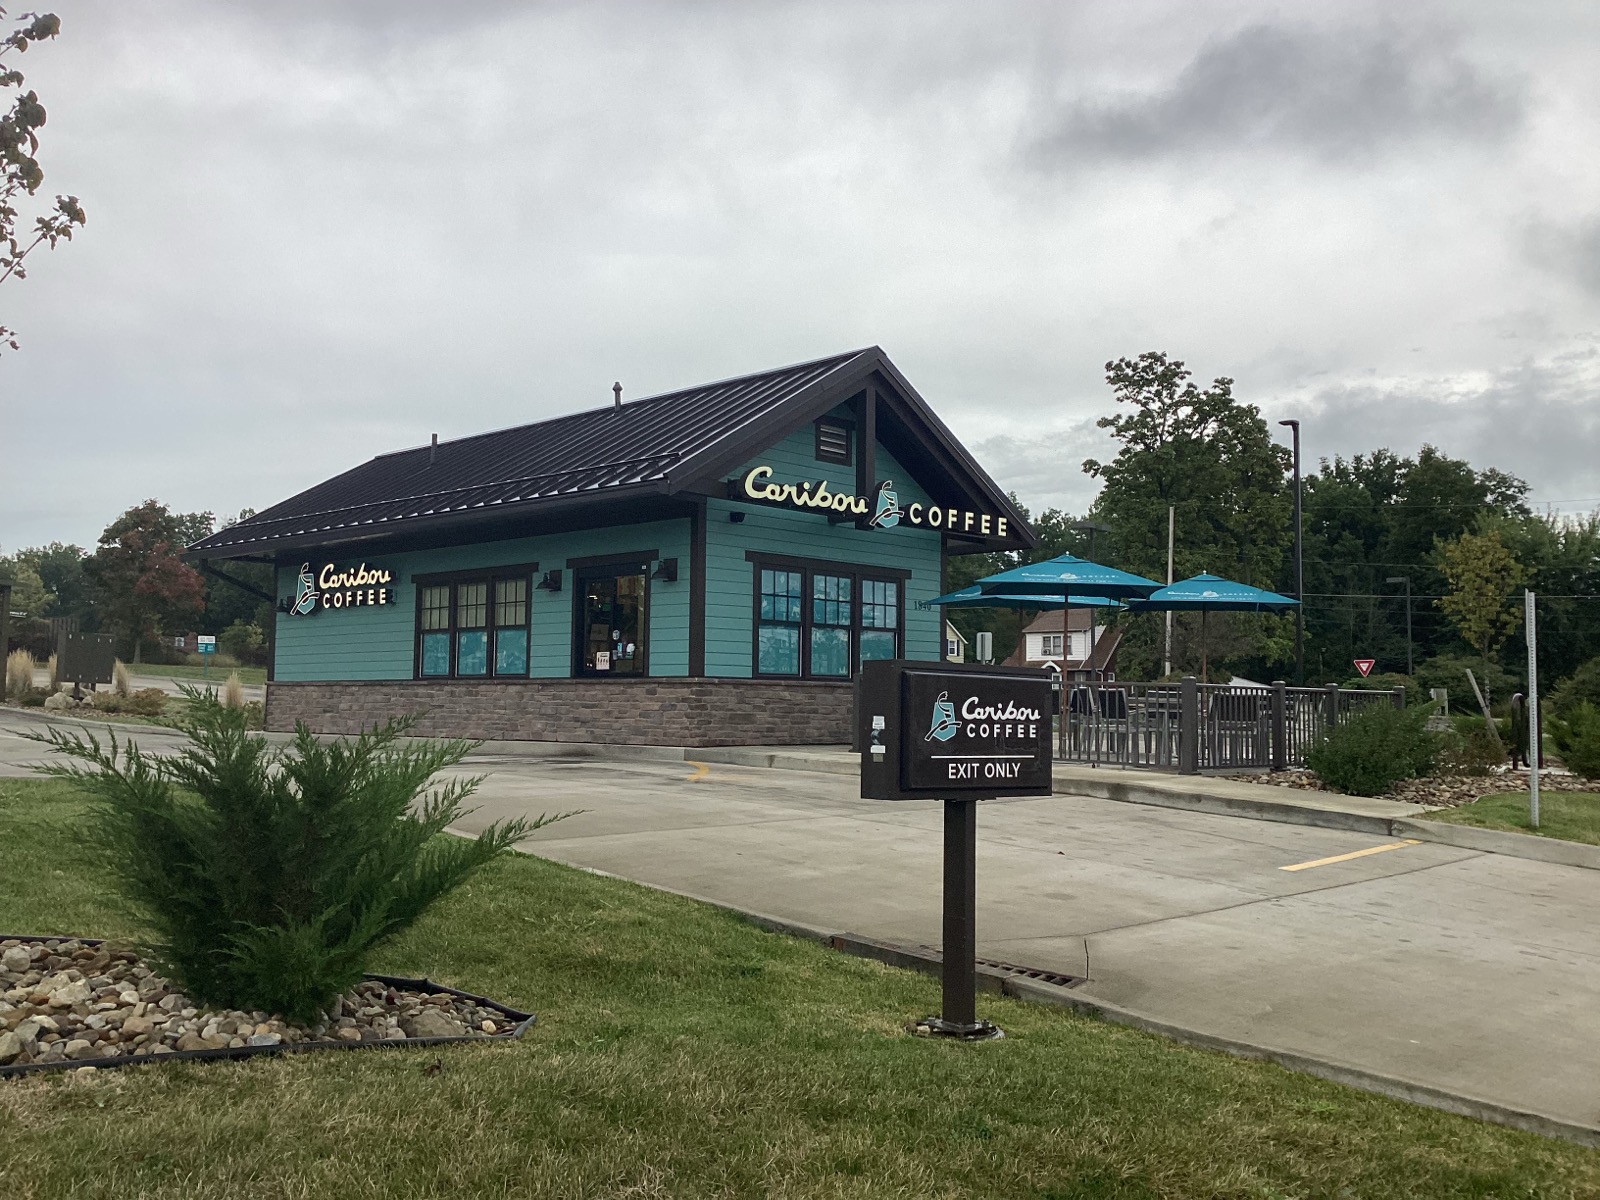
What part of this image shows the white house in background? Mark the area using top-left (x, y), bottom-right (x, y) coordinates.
top-left (944, 621), bottom-right (967, 663)
top-left (1003, 610), bottom-right (1122, 675)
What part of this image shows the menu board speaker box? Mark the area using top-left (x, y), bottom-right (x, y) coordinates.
top-left (859, 660), bottom-right (1055, 801)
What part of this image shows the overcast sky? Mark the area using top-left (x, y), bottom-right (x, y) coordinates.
top-left (3, 0), bottom-right (1598, 551)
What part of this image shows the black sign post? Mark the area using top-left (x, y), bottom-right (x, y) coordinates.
top-left (859, 660), bottom-right (1054, 1039)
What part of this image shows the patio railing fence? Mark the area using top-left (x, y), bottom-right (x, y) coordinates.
top-left (1058, 677), bottom-right (1403, 774)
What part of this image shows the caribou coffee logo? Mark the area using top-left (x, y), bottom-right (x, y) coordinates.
top-left (926, 691), bottom-right (959, 742)
top-left (288, 562), bottom-right (394, 616)
top-left (736, 466), bottom-right (1008, 536)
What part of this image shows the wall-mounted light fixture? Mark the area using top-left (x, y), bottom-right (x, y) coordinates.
top-left (652, 557), bottom-right (678, 582)
top-left (536, 569), bottom-right (563, 593)
top-left (728, 511), bottom-right (746, 524)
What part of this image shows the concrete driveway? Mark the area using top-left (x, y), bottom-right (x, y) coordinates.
top-left (453, 752), bottom-right (1600, 1134)
top-left (3, 710), bottom-right (1596, 1134)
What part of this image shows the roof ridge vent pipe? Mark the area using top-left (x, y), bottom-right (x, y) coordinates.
top-left (613, 381), bottom-right (622, 412)
top-left (430, 433), bottom-right (438, 464)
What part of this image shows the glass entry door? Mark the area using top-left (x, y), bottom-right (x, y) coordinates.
top-left (575, 563), bottom-right (649, 677)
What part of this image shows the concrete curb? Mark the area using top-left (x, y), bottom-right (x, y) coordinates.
top-left (545, 862), bottom-right (1600, 1151)
top-left (1394, 817), bottom-right (1600, 871)
top-left (1052, 772), bottom-right (1404, 836)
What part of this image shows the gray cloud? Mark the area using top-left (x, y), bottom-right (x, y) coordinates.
top-left (1, 1), bottom-right (1595, 552)
top-left (1282, 346), bottom-right (1600, 514)
top-left (1525, 216), bottom-right (1600, 301)
top-left (1030, 21), bottom-right (1524, 166)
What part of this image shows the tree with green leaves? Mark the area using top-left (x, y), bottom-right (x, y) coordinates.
top-left (1436, 528), bottom-right (1527, 696)
top-left (1298, 447), bottom-right (1534, 683)
top-left (2, 7), bottom-right (85, 353)
top-left (1084, 352), bottom-right (1290, 586)
top-left (84, 500), bottom-right (207, 662)
top-left (1082, 351), bottom-right (1291, 679)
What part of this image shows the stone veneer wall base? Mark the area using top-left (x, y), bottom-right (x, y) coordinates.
top-left (264, 678), bottom-right (855, 747)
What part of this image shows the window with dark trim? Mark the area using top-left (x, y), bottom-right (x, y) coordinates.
top-left (413, 570), bottom-right (534, 678)
top-left (753, 560), bottom-right (901, 677)
top-left (814, 418), bottom-right (853, 466)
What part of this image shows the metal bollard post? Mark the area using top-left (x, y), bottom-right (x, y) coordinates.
top-left (1271, 680), bottom-right (1287, 772)
top-left (1179, 675), bottom-right (1199, 775)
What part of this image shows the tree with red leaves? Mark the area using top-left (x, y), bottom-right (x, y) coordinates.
top-left (86, 501), bottom-right (208, 662)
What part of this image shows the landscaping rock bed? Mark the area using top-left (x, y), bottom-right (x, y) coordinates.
top-left (1221, 768), bottom-right (1595, 808)
top-left (0, 936), bottom-right (533, 1077)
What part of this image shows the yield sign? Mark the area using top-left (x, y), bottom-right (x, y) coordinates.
top-left (1353, 658), bottom-right (1376, 677)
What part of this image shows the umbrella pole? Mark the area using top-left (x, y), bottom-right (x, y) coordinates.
top-left (1062, 603), bottom-right (1071, 758)
top-left (1201, 610), bottom-right (1208, 684)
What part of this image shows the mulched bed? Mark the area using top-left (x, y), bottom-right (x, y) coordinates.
top-left (0, 936), bottom-right (534, 1078)
top-left (1219, 769), bottom-right (1597, 809)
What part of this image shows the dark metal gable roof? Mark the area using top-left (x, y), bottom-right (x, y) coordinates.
top-left (188, 347), bottom-right (1034, 559)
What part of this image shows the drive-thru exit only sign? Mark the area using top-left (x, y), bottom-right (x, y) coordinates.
top-left (858, 660), bottom-right (1054, 1042)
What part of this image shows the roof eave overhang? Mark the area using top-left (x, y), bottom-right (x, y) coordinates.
top-left (184, 482), bottom-right (670, 564)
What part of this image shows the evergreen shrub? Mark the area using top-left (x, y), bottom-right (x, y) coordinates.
top-left (34, 691), bottom-right (562, 1022)
top-left (1549, 658), bottom-right (1600, 722)
top-left (1549, 702), bottom-right (1600, 781)
top-left (1307, 702), bottom-right (1441, 796)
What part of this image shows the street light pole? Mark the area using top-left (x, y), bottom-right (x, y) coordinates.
top-left (1277, 419), bottom-right (1304, 685)
top-left (1386, 576), bottom-right (1413, 676)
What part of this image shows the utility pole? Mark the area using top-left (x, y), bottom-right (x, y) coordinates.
top-left (1277, 419), bottom-right (1304, 685)
top-left (1526, 589), bottom-right (1540, 829)
top-left (1163, 506), bottom-right (1175, 678)
top-left (1386, 576), bottom-right (1413, 676)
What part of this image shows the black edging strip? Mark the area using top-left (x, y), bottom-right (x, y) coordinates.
top-left (0, 935), bottom-right (536, 1080)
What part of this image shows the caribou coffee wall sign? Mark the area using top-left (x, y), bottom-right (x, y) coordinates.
top-left (289, 562), bottom-right (394, 616)
top-left (733, 466), bottom-right (1008, 537)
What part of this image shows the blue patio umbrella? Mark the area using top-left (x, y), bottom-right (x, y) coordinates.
top-left (930, 580), bottom-right (1126, 670)
top-left (1125, 573), bottom-right (1299, 681)
top-left (973, 554), bottom-right (1163, 600)
top-left (927, 584), bottom-right (1124, 610)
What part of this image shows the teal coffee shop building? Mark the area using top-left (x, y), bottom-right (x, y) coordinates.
top-left (189, 348), bottom-right (1035, 746)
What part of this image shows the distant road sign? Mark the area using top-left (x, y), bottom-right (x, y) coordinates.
top-left (1353, 658), bottom-right (1375, 677)
top-left (197, 635), bottom-right (217, 655)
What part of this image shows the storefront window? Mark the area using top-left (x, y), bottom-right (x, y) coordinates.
top-left (415, 571), bottom-right (533, 679)
top-left (810, 574), bottom-right (851, 677)
top-left (456, 581), bottom-right (489, 676)
top-left (495, 579), bottom-right (529, 675)
top-left (859, 579), bottom-right (899, 665)
top-left (754, 562), bottom-right (900, 678)
top-left (420, 585), bottom-right (452, 677)
top-left (758, 569), bottom-right (803, 675)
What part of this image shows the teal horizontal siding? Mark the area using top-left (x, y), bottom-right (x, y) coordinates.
top-left (705, 423), bottom-right (942, 678)
top-left (274, 518), bottom-right (692, 682)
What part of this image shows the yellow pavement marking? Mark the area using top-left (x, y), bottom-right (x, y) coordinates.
top-left (685, 761), bottom-right (710, 783)
top-left (1279, 839), bottom-right (1422, 872)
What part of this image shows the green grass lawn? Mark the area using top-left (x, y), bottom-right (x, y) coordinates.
top-left (1422, 790), bottom-right (1600, 846)
top-left (128, 662), bottom-right (267, 686)
top-left (2, 779), bottom-right (1597, 1198)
